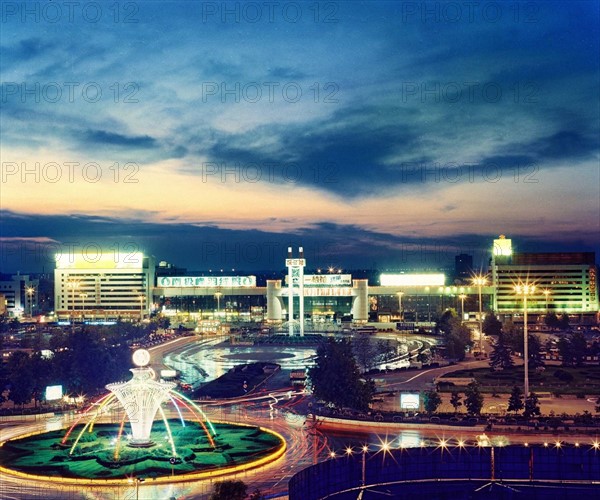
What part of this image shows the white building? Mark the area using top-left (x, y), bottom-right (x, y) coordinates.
top-left (54, 251), bottom-right (154, 321)
top-left (0, 274), bottom-right (38, 317)
top-left (491, 236), bottom-right (598, 320)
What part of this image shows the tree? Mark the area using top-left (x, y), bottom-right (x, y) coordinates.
top-left (438, 310), bottom-right (472, 361)
top-left (309, 338), bottom-right (374, 411)
top-left (450, 391), bottom-right (462, 414)
top-left (544, 313), bottom-right (561, 331)
top-left (502, 320), bottom-right (522, 353)
top-left (423, 389), bottom-right (442, 415)
top-left (559, 314), bottom-right (570, 330)
top-left (557, 336), bottom-right (574, 366)
top-left (6, 351), bottom-right (34, 407)
top-left (570, 331), bottom-right (588, 366)
top-left (507, 385), bottom-right (524, 414)
top-left (527, 334), bottom-right (545, 370)
top-left (464, 381), bottom-right (484, 416)
top-left (209, 480), bottom-right (247, 500)
top-left (523, 392), bottom-right (541, 419)
top-left (489, 334), bottom-right (514, 371)
top-left (483, 313), bottom-right (502, 337)
top-left (353, 336), bottom-right (375, 373)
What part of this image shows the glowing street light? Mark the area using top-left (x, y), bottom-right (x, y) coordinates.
top-left (138, 294), bottom-right (145, 321)
top-left (458, 294), bottom-right (467, 322)
top-left (396, 291), bottom-right (404, 321)
top-left (542, 289), bottom-right (551, 314)
top-left (214, 291), bottom-right (223, 316)
top-left (79, 293), bottom-right (88, 321)
top-left (26, 286), bottom-right (35, 317)
top-left (515, 282), bottom-right (536, 397)
top-left (66, 280), bottom-right (80, 330)
top-left (471, 275), bottom-right (488, 354)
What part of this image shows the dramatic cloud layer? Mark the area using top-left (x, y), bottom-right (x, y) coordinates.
top-left (1, 1), bottom-right (598, 271)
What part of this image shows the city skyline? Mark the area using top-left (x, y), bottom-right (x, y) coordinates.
top-left (1, 1), bottom-right (599, 273)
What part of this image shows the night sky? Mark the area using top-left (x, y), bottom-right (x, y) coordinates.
top-left (1, 1), bottom-right (599, 273)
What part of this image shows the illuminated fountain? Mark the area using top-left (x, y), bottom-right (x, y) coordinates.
top-left (105, 349), bottom-right (177, 447)
top-left (0, 349), bottom-right (286, 484)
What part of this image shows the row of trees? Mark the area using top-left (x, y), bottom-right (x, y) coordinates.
top-left (488, 312), bottom-right (591, 371)
top-left (0, 328), bottom-right (131, 406)
top-left (423, 382), bottom-right (542, 418)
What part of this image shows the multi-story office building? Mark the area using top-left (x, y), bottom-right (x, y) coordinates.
top-left (0, 274), bottom-right (38, 317)
top-left (491, 236), bottom-right (598, 322)
top-left (54, 251), bottom-right (155, 321)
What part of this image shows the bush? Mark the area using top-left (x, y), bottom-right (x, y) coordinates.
top-left (553, 369), bottom-right (574, 382)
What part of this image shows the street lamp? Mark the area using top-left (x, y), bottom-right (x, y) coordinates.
top-left (79, 293), bottom-right (88, 321)
top-left (396, 291), bottom-right (404, 321)
top-left (26, 286), bottom-right (35, 317)
top-left (471, 275), bottom-right (488, 354)
top-left (542, 289), bottom-right (551, 314)
top-left (66, 280), bottom-right (80, 329)
top-left (515, 282), bottom-right (536, 397)
top-left (214, 291), bottom-right (223, 317)
top-left (458, 294), bottom-right (467, 322)
top-left (138, 295), bottom-right (145, 321)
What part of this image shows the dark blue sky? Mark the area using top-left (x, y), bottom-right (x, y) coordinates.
top-left (1, 1), bottom-right (599, 272)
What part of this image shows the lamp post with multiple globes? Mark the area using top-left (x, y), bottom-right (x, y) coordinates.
top-left (515, 282), bottom-right (536, 397)
top-left (26, 286), bottom-right (35, 317)
top-left (471, 275), bottom-right (488, 354)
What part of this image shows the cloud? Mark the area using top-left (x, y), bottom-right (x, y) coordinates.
top-left (82, 129), bottom-right (157, 149)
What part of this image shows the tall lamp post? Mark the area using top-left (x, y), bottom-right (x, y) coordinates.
top-left (458, 293), bottom-right (467, 322)
top-left (79, 293), bottom-right (88, 322)
top-left (214, 291), bottom-right (223, 318)
top-left (515, 282), bottom-right (536, 397)
top-left (26, 286), bottom-right (35, 317)
top-left (67, 280), bottom-right (80, 331)
top-left (542, 289), bottom-right (551, 315)
top-left (471, 275), bottom-right (488, 354)
top-left (396, 291), bottom-right (404, 321)
top-left (138, 295), bottom-right (144, 322)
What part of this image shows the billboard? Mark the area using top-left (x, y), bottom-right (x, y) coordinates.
top-left (158, 276), bottom-right (256, 288)
top-left (45, 385), bottom-right (63, 401)
top-left (380, 273), bottom-right (445, 286)
top-left (400, 393), bottom-right (420, 410)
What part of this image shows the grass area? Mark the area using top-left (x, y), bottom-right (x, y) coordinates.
top-left (0, 421), bottom-right (282, 479)
top-left (193, 362), bottom-right (277, 398)
top-left (439, 365), bottom-right (600, 395)
top-left (253, 333), bottom-right (324, 345)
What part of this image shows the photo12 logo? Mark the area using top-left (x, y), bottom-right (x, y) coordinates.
top-left (1, 2), bottom-right (139, 23)
top-left (201, 82), bottom-right (339, 104)
top-left (1, 82), bottom-right (140, 104)
top-left (201, 2), bottom-right (339, 23)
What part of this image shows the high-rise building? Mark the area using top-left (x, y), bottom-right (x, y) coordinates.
top-left (454, 253), bottom-right (473, 281)
top-left (490, 236), bottom-right (598, 320)
top-left (54, 251), bottom-right (155, 321)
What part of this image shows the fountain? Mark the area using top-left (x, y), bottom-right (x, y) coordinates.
top-left (105, 349), bottom-right (176, 447)
top-left (0, 349), bottom-right (286, 485)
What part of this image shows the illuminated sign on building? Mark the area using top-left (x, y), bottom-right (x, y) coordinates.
top-left (380, 273), bottom-right (446, 286)
top-left (158, 276), bottom-right (256, 288)
top-left (55, 251), bottom-right (144, 269)
top-left (493, 235), bottom-right (513, 257)
top-left (303, 288), bottom-right (353, 297)
top-left (285, 274), bottom-right (352, 286)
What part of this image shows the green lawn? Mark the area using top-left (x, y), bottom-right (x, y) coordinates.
top-left (439, 365), bottom-right (600, 395)
top-left (0, 421), bottom-right (282, 480)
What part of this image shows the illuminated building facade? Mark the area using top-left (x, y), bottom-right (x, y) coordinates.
top-left (0, 274), bottom-right (38, 317)
top-left (491, 236), bottom-right (598, 319)
top-left (54, 251), bottom-right (155, 321)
